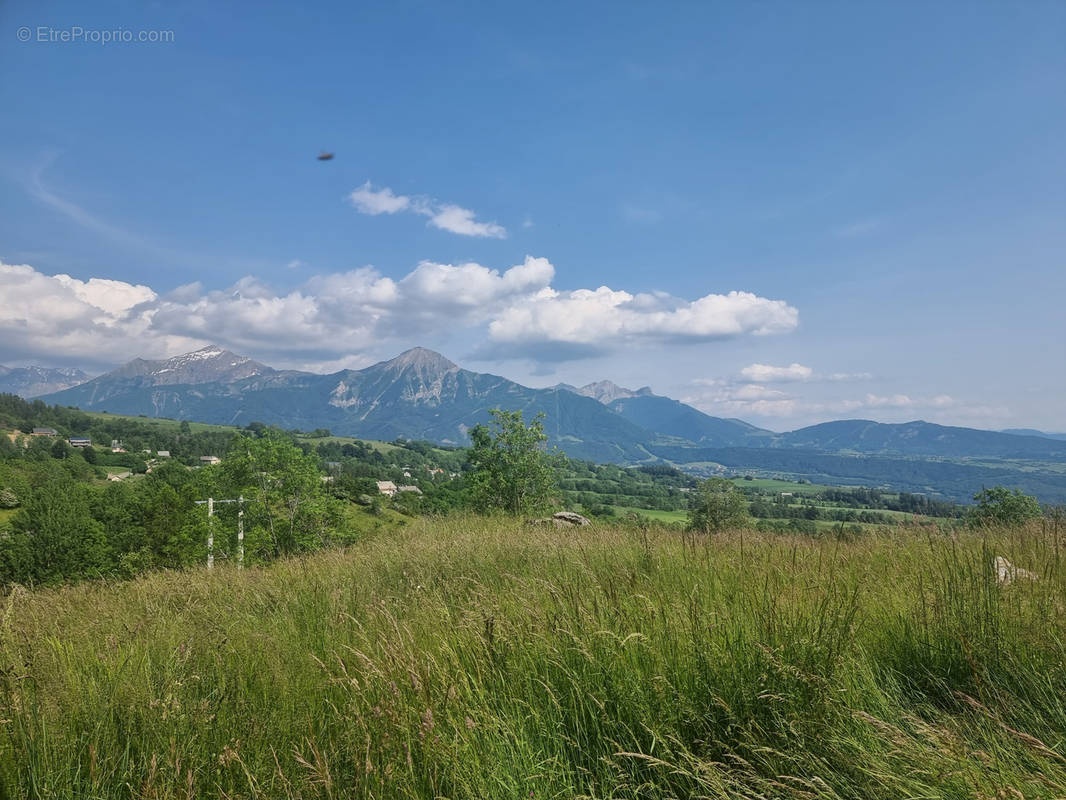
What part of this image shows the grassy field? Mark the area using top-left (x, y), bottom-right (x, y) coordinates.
top-left (730, 477), bottom-right (830, 495)
top-left (1, 519), bottom-right (1064, 798)
top-left (293, 434), bottom-right (404, 454)
top-left (611, 505), bottom-right (688, 523)
top-left (83, 411), bottom-right (242, 435)
top-left (80, 411), bottom-right (412, 456)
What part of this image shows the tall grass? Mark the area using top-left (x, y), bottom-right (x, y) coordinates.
top-left (0, 518), bottom-right (1063, 798)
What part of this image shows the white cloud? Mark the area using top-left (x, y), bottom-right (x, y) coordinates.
top-left (348, 182), bottom-right (412, 215)
top-left (683, 380), bottom-right (798, 417)
top-left (426, 205), bottom-right (507, 238)
top-left (683, 374), bottom-right (970, 424)
top-left (740, 362), bottom-right (813, 382)
top-left (3, 256), bottom-right (790, 370)
top-left (739, 363), bottom-right (872, 384)
top-left (348, 181), bottom-right (506, 238)
top-left (863, 393), bottom-right (914, 408)
top-left (485, 289), bottom-right (798, 359)
top-left (0, 261), bottom-right (200, 367)
top-left (827, 371), bottom-right (873, 382)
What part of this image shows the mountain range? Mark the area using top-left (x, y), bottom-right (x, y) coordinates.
top-left (0, 365), bottom-right (92, 398)
top-left (1000, 428), bottom-right (1066, 442)
top-left (38, 346), bottom-right (1066, 471)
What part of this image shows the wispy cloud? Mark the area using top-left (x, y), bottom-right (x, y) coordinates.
top-left (740, 362), bottom-right (871, 383)
top-left (832, 217), bottom-right (885, 239)
top-left (621, 204), bottom-right (662, 224)
top-left (741, 362), bottom-right (813, 382)
top-left (682, 374), bottom-right (1004, 427)
top-left (348, 181), bottom-right (507, 238)
top-left (25, 155), bottom-right (173, 258)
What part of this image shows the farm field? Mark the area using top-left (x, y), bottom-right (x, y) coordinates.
top-left (293, 433), bottom-right (405, 454)
top-left (74, 411), bottom-right (414, 457)
top-left (83, 411), bottom-right (242, 435)
top-left (729, 477), bottom-right (830, 495)
top-left (1, 518), bottom-right (1063, 799)
top-left (611, 505), bottom-right (688, 523)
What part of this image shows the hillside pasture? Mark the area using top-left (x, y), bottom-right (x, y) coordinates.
top-left (0, 519), bottom-right (1063, 798)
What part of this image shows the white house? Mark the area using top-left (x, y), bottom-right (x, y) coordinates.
top-left (376, 480), bottom-right (397, 496)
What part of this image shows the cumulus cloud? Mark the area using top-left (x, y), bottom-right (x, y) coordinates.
top-left (684, 379), bottom-right (798, 417)
top-left (348, 182), bottom-right (411, 215)
top-left (862, 393), bottom-right (914, 408)
top-left (0, 262), bottom-right (201, 367)
top-left (740, 362), bottom-right (813, 382)
top-left (683, 372), bottom-right (966, 423)
top-left (0, 257), bottom-right (798, 372)
top-left (348, 181), bottom-right (506, 238)
top-left (426, 205), bottom-right (507, 238)
top-left (483, 289), bottom-right (798, 360)
top-left (739, 363), bottom-right (872, 383)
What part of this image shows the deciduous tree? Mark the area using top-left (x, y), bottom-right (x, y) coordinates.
top-left (466, 409), bottom-right (557, 515)
top-left (969, 486), bottom-right (1041, 527)
top-left (688, 477), bottom-right (748, 533)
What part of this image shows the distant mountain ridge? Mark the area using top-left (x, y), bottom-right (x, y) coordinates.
top-left (0, 364), bottom-right (92, 398)
top-left (106, 345), bottom-right (273, 385)
top-left (557, 380), bottom-right (655, 404)
top-left (39, 345), bottom-right (1066, 468)
top-left (773, 419), bottom-right (1066, 459)
top-left (45, 347), bottom-right (656, 462)
top-left (1001, 428), bottom-right (1066, 442)
top-left (554, 381), bottom-right (772, 446)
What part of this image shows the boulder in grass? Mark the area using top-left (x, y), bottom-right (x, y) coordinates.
top-left (552, 511), bottom-right (591, 527)
top-left (527, 511), bottom-right (592, 528)
top-left (994, 556), bottom-right (1037, 584)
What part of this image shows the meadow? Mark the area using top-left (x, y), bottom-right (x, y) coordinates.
top-left (1, 518), bottom-right (1064, 799)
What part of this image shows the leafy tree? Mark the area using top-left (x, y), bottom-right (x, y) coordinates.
top-left (2, 481), bottom-right (109, 584)
top-left (466, 409), bottom-right (557, 515)
top-left (216, 432), bottom-right (339, 559)
top-left (689, 477), bottom-right (748, 533)
top-left (0, 487), bottom-right (17, 509)
top-left (969, 486), bottom-right (1042, 527)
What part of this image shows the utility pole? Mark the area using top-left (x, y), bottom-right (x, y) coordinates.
top-left (196, 496), bottom-right (250, 569)
top-left (207, 496), bottom-right (214, 569)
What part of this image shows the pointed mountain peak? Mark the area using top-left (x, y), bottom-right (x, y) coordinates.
top-left (575, 380), bottom-right (653, 405)
top-left (106, 345), bottom-right (271, 385)
top-left (382, 347), bottom-right (459, 374)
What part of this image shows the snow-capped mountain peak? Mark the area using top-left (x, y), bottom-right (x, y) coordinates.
top-left (109, 346), bottom-right (273, 386)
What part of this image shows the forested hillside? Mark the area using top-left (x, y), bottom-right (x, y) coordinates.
top-left (0, 394), bottom-right (990, 587)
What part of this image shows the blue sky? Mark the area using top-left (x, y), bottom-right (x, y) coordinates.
top-left (1, 0), bottom-right (1063, 431)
